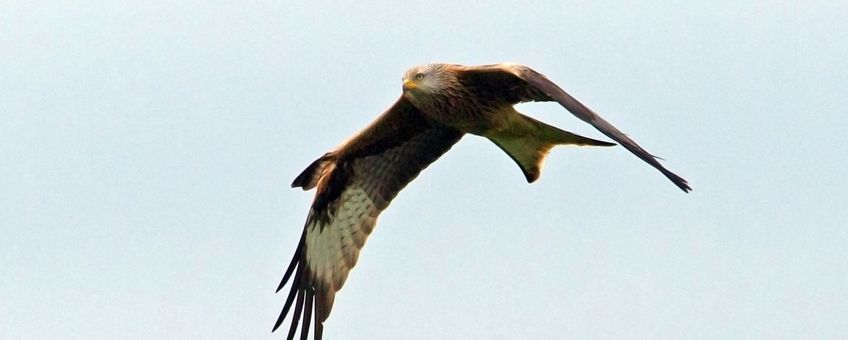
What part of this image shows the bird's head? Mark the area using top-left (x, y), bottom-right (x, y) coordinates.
top-left (401, 64), bottom-right (452, 100)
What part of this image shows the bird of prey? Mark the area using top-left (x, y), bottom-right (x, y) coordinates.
top-left (273, 63), bottom-right (690, 339)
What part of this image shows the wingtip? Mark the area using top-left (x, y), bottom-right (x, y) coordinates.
top-left (669, 173), bottom-right (692, 193)
top-left (272, 312), bottom-right (285, 332)
top-left (275, 276), bottom-right (290, 294)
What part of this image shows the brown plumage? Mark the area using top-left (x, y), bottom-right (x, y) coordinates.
top-left (274, 63), bottom-right (690, 340)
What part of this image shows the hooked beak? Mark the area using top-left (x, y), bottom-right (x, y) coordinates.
top-left (402, 79), bottom-right (416, 91)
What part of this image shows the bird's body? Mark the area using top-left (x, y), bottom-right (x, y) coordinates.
top-left (404, 64), bottom-right (539, 135)
top-left (274, 63), bottom-right (690, 340)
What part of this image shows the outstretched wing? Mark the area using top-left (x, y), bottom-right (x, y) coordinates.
top-left (455, 64), bottom-right (691, 192)
top-left (274, 97), bottom-right (464, 340)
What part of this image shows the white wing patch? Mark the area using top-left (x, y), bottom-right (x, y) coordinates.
top-left (305, 186), bottom-right (378, 292)
top-left (274, 110), bottom-right (464, 338)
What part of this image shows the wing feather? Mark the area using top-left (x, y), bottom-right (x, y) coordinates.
top-left (274, 97), bottom-right (463, 339)
top-left (456, 64), bottom-right (691, 192)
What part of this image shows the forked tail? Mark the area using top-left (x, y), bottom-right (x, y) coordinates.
top-left (488, 113), bottom-right (614, 182)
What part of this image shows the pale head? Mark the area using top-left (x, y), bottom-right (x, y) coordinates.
top-left (401, 63), bottom-right (453, 98)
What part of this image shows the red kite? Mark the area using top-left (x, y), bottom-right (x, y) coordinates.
top-left (274, 63), bottom-right (690, 339)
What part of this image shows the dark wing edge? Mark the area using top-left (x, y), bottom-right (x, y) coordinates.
top-left (459, 64), bottom-right (691, 192)
top-left (274, 97), bottom-right (464, 340)
top-left (273, 230), bottom-right (317, 340)
top-left (519, 67), bottom-right (691, 192)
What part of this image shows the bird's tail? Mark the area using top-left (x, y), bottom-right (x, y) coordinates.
top-left (488, 113), bottom-right (614, 183)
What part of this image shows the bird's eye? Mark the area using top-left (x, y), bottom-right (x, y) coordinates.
top-left (415, 73), bottom-right (424, 80)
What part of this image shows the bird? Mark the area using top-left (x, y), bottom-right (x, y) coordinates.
top-left (273, 63), bottom-right (690, 339)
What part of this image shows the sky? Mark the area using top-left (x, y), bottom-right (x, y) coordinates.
top-left (2, 1), bottom-right (847, 339)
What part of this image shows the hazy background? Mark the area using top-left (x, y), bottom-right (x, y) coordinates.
top-left (2, 1), bottom-right (846, 339)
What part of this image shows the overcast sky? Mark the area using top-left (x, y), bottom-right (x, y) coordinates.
top-left (2, 1), bottom-right (847, 339)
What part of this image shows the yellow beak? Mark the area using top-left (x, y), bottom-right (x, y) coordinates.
top-left (402, 79), bottom-right (417, 91)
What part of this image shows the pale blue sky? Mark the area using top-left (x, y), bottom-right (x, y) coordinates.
top-left (2, 1), bottom-right (847, 339)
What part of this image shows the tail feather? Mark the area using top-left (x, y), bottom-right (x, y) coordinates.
top-left (488, 113), bottom-right (614, 182)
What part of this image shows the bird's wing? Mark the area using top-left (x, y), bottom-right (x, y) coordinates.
top-left (274, 97), bottom-right (464, 340)
top-left (455, 64), bottom-right (691, 192)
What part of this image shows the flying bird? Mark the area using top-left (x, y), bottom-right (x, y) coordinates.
top-left (274, 63), bottom-right (690, 339)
